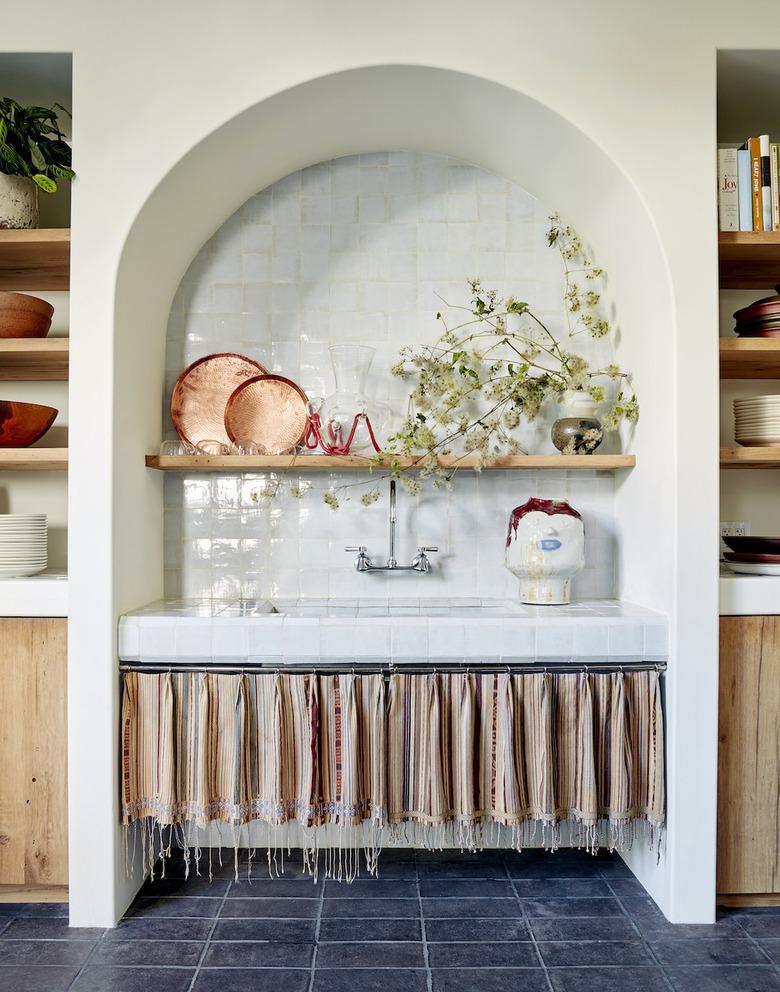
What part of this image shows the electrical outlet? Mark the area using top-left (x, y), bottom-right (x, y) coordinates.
top-left (721, 521), bottom-right (751, 538)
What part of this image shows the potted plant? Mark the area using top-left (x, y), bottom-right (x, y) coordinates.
top-left (0, 98), bottom-right (74, 229)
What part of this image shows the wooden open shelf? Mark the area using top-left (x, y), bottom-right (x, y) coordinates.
top-left (0, 448), bottom-right (67, 471)
top-left (721, 446), bottom-right (780, 468)
top-left (0, 229), bottom-right (70, 291)
top-left (719, 232), bottom-right (780, 289)
top-left (146, 453), bottom-right (636, 472)
top-left (720, 338), bottom-right (780, 378)
top-left (0, 339), bottom-right (68, 380)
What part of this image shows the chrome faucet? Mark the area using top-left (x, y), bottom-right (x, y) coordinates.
top-left (346, 480), bottom-right (438, 573)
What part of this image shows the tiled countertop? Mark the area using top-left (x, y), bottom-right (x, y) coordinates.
top-left (118, 597), bottom-right (668, 665)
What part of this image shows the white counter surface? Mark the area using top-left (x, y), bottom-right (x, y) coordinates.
top-left (720, 570), bottom-right (780, 616)
top-left (119, 597), bottom-right (668, 665)
top-left (0, 571), bottom-right (68, 618)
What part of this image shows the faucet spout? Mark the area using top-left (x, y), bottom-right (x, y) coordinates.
top-left (387, 479), bottom-right (397, 568)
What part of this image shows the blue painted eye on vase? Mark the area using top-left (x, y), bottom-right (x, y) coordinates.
top-left (537, 538), bottom-right (562, 551)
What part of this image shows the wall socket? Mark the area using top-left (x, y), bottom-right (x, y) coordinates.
top-left (721, 521), bottom-right (751, 538)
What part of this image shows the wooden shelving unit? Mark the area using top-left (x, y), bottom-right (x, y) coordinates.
top-left (0, 229), bottom-right (70, 291)
top-left (719, 232), bottom-right (780, 289)
top-left (146, 452), bottom-right (636, 472)
top-left (0, 449), bottom-right (68, 471)
top-left (0, 339), bottom-right (69, 380)
top-left (721, 446), bottom-right (780, 469)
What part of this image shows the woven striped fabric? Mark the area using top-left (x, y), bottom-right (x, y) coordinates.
top-left (121, 669), bottom-right (664, 869)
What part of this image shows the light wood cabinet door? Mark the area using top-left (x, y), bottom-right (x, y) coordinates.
top-left (0, 618), bottom-right (68, 887)
top-left (718, 616), bottom-right (780, 895)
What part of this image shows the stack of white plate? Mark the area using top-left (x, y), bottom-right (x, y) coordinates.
top-left (734, 396), bottom-right (780, 446)
top-left (0, 514), bottom-right (47, 577)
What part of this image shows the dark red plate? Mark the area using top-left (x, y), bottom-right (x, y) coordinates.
top-left (723, 551), bottom-right (780, 564)
top-left (722, 535), bottom-right (780, 554)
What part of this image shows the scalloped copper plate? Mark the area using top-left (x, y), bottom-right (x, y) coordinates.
top-left (225, 374), bottom-right (309, 454)
top-left (171, 353), bottom-right (267, 447)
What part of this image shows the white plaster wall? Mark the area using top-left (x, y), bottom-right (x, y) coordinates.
top-left (164, 152), bottom-right (618, 602)
top-left (3, 0), bottom-right (754, 926)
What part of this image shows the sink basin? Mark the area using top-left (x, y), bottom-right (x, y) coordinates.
top-left (118, 597), bottom-right (669, 665)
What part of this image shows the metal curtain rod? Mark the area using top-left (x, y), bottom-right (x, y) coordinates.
top-left (119, 662), bottom-right (667, 676)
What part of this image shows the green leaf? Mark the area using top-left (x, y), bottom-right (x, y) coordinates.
top-left (32, 173), bottom-right (57, 193)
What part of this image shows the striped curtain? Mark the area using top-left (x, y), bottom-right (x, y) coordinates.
top-left (121, 670), bottom-right (664, 869)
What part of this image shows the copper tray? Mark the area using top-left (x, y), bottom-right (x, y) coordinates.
top-left (225, 374), bottom-right (309, 454)
top-left (171, 353), bottom-right (267, 447)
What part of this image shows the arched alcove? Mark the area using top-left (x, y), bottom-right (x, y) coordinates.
top-left (69, 65), bottom-right (702, 927)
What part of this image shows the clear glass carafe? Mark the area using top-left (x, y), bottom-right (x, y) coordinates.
top-left (321, 345), bottom-right (387, 454)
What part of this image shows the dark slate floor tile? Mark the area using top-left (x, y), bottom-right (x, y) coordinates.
top-left (620, 895), bottom-right (667, 919)
top-left (322, 898), bottom-right (419, 918)
top-left (665, 965), bottom-right (780, 992)
top-left (0, 938), bottom-right (94, 966)
top-left (107, 917), bottom-right (213, 941)
top-left (323, 879), bottom-right (417, 899)
top-left (606, 877), bottom-right (649, 897)
top-left (17, 903), bottom-right (69, 918)
top-left (368, 862), bottom-right (419, 879)
top-left (522, 897), bottom-right (624, 918)
top-left (428, 941), bottom-right (539, 968)
top-left (538, 939), bottom-right (654, 966)
top-left (416, 860), bottom-right (506, 879)
top-left (72, 965), bottom-right (196, 992)
top-left (633, 914), bottom-right (746, 940)
top-left (507, 859), bottom-right (613, 880)
top-left (0, 920), bottom-right (9, 937)
top-left (422, 898), bottom-right (521, 919)
top-left (420, 879), bottom-right (513, 899)
top-left (203, 940), bottom-right (314, 968)
top-left (211, 919), bottom-right (316, 942)
top-left (548, 966), bottom-right (670, 992)
top-left (219, 897), bottom-right (319, 919)
top-left (227, 879), bottom-right (320, 898)
top-left (318, 917), bottom-right (422, 942)
top-left (431, 969), bottom-right (550, 992)
top-left (416, 851), bottom-right (504, 867)
top-left (311, 969), bottom-right (428, 992)
top-left (373, 849), bottom-right (417, 864)
top-left (0, 919), bottom-right (105, 940)
top-left (651, 937), bottom-right (769, 966)
top-left (0, 904), bottom-right (24, 916)
top-left (513, 878), bottom-right (611, 898)
top-left (194, 968), bottom-right (310, 992)
top-left (758, 939), bottom-right (780, 964)
top-left (530, 916), bottom-right (639, 941)
top-left (141, 876), bottom-right (231, 898)
top-left (734, 913), bottom-right (780, 939)
top-left (425, 918), bottom-right (530, 942)
top-left (0, 965), bottom-right (80, 991)
top-left (316, 940), bottom-right (425, 968)
top-left (128, 896), bottom-right (222, 918)
top-left (596, 858), bottom-right (634, 878)
top-left (91, 938), bottom-right (204, 966)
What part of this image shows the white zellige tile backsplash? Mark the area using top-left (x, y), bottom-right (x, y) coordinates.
top-left (163, 152), bottom-right (618, 602)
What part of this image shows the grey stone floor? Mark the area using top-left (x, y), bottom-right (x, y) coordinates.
top-left (1, 848), bottom-right (779, 991)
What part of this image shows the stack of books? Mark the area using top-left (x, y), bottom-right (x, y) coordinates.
top-left (718, 136), bottom-right (780, 232)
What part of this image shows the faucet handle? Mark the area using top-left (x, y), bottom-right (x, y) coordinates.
top-left (417, 546), bottom-right (438, 553)
top-left (345, 546), bottom-right (367, 553)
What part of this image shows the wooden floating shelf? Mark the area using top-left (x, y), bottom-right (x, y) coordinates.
top-left (0, 448), bottom-right (68, 471)
top-left (0, 338), bottom-right (69, 380)
top-left (719, 231), bottom-right (780, 289)
top-left (0, 229), bottom-right (70, 291)
top-left (146, 453), bottom-right (636, 472)
top-left (721, 446), bottom-right (780, 469)
top-left (720, 337), bottom-right (780, 378)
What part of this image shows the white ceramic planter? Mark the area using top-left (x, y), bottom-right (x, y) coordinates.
top-left (505, 497), bottom-right (585, 605)
top-left (0, 174), bottom-right (39, 229)
top-left (561, 389), bottom-right (599, 418)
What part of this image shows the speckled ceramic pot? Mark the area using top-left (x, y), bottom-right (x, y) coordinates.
top-left (0, 175), bottom-right (38, 229)
top-left (505, 497), bottom-right (585, 605)
top-left (551, 417), bottom-right (603, 454)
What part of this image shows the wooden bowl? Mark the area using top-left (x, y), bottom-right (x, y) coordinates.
top-left (0, 401), bottom-right (58, 447)
top-left (0, 292), bottom-right (54, 339)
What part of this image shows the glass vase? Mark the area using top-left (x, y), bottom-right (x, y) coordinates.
top-left (321, 345), bottom-right (388, 454)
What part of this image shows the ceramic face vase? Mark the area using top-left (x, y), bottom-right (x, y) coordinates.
top-left (505, 497), bottom-right (585, 605)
